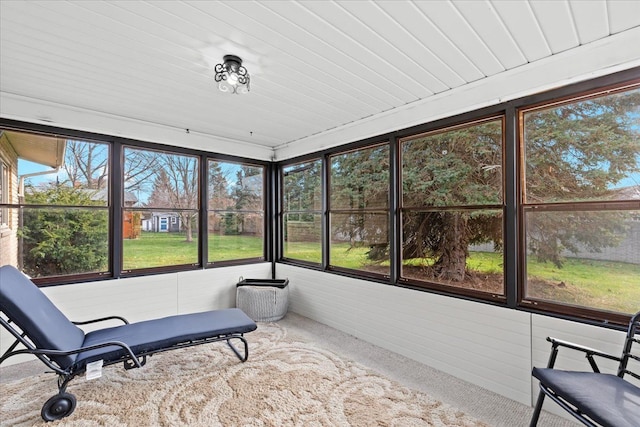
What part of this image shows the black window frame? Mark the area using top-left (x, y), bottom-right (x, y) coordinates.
top-left (516, 79), bottom-right (640, 325)
top-left (277, 67), bottom-right (640, 327)
top-left (327, 142), bottom-right (391, 280)
top-left (279, 157), bottom-right (324, 268)
top-left (205, 157), bottom-right (268, 266)
top-left (0, 156), bottom-right (9, 228)
top-left (397, 115), bottom-right (506, 301)
top-left (0, 119), bottom-right (271, 285)
top-left (120, 144), bottom-right (201, 275)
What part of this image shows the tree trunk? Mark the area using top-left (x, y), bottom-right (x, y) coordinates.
top-left (401, 212), bottom-right (432, 260)
top-left (183, 213), bottom-right (193, 242)
top-left (434, 212), bottom-right (469, 282)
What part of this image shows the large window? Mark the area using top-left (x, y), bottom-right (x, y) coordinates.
top-left (329, 144), bottom-right (389, 276)
top-left (521, 84), bottom-right (640, 316)
top-left (0, 131), bottom-right (110, 279)
top-left (273, 72), bottom-right (640, 324)
top-left (208, 160), bottom-right (265, 263)
top-left (123, 147), bottom-right (199, 271)
top-left (282, 160), bottom-right (322, 264)
top-left (0, 125), bottom-right (268, 283)
top-left (400, 117), bottom-right (504, 297)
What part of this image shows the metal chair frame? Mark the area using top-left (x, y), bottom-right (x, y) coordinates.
top-left (529, 311), bottom-right (640, 427)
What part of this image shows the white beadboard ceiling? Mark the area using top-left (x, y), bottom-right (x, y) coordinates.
top-left (1, 0), bottom-right (639, 161)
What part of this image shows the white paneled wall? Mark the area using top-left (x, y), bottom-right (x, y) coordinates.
top-left (278, 263), bottom-right (628, 412)
top-left (45, 273), bottom-right (180, 325)
top-left (0, 263), bottom-right (271, 366)
top-left (176, 264), bottom-right (272, 313)
top-left (2, 259), bottom-right (630, 416)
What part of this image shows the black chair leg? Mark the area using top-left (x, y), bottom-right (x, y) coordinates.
top-left (529, 389), bottom-right (546, 427)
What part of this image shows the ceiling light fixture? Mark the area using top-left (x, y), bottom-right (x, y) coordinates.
top-left (214, 55), bottom-right (250, 94)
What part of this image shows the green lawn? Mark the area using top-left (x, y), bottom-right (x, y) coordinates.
top-left (124, 234), bottom-right (638, 314)
top-left (284, 241), bottom-right (322, 263)
top-left (123, 232), bottom-right (263, 269)
top-left (289, 242), bottom-right (639, 314)
top-left (526, 257), bottom-right (640, 315)
top-left (208, 234), bottom-right (263, 261)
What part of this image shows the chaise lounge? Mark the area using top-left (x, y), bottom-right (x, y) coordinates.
top-left (0, 265), bottom-right (258, 422)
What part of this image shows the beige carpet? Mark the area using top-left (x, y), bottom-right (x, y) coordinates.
top-left (0, 322), bottom-right (489, 427)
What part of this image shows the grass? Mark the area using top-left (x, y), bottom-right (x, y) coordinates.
top-left (526, 257), bottom-right (640, 315)
top-left (209, 233), bottom-right (263, 261)
top-left (330, 243), bottom-right (377, 270)
top-left (284, 241), bottom-right (322, 264)
top-left (291, 242), bottom-right (639, 314)
top-left (124, 233), bottom-right (639, 314)
top-left (123, 231), bottom-right (263, 269)
top-left (123, 232), bottom-right (198, 269)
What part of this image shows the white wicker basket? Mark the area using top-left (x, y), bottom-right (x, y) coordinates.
top-left (236, 280), bottom-right (289, 322)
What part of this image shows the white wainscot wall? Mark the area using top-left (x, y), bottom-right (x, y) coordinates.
top-left (278, 264), bottom-right (628, 416)
top-left (0, 263), bottom-right (271, 366)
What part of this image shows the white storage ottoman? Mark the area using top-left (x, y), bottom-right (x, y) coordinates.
top-left (236, 278), bottom-right (289, 322)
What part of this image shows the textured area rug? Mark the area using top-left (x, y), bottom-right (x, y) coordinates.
top-left (0, 322), bottom-right (488, 426)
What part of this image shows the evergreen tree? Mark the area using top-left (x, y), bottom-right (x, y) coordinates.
top-left (522, 89), bottom-right (640, 267)
top-left (401, 120), bottom-right (503, 281)
top-left (335, 88), bottom-right (639, 282)
top-left (330, 145), bottom-right (389, 251)
top-left (21, 184), bottom-right (108, 277)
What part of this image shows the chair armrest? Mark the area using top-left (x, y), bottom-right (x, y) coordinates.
top-left (73, 315), bottom-right (129, 326)
top-left (546, 337), bottom-right (621, 372)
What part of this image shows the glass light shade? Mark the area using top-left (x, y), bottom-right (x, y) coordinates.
top-left (214, 55), bottom-right (250, 95)
top-left (227, 73), bottom-right (239, 85)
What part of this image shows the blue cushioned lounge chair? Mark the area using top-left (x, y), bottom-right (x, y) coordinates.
top-left (529, 311), bottom-right (640, 427)
top-left (0, 265), bottom-right (257, 422)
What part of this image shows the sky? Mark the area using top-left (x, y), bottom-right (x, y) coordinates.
top-left (18, 159), bottom-right (65, 185)
top-left (18, 157), bottom-right (252, 205)
top-left (19, 157), bottom-right (639, 191)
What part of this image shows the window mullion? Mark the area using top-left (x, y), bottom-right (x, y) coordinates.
top-left (504, 105), bottom-right (518, 308)
top-left (112, 141), bottom-right (123, 278)
top-left (322, 153), bottom-right (329, 270)
top-left (390, 136), bottom-right (400, 285)
top-left (200, 155), bottom-right (208, 268)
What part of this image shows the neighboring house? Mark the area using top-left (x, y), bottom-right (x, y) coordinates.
top-left (613, 185), bottom-right (640, 202)
top-left (86, 188), bottom-right (138, 207)
top-left (0, 131), bottom-right (66, 267)
top-left (142, 212), bottom-right (182, 233)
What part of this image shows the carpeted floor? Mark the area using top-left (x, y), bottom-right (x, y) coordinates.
top-left (0, 313), bottom-right (574, 426)
top-left (278, 314), bottom-right (576, 427)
